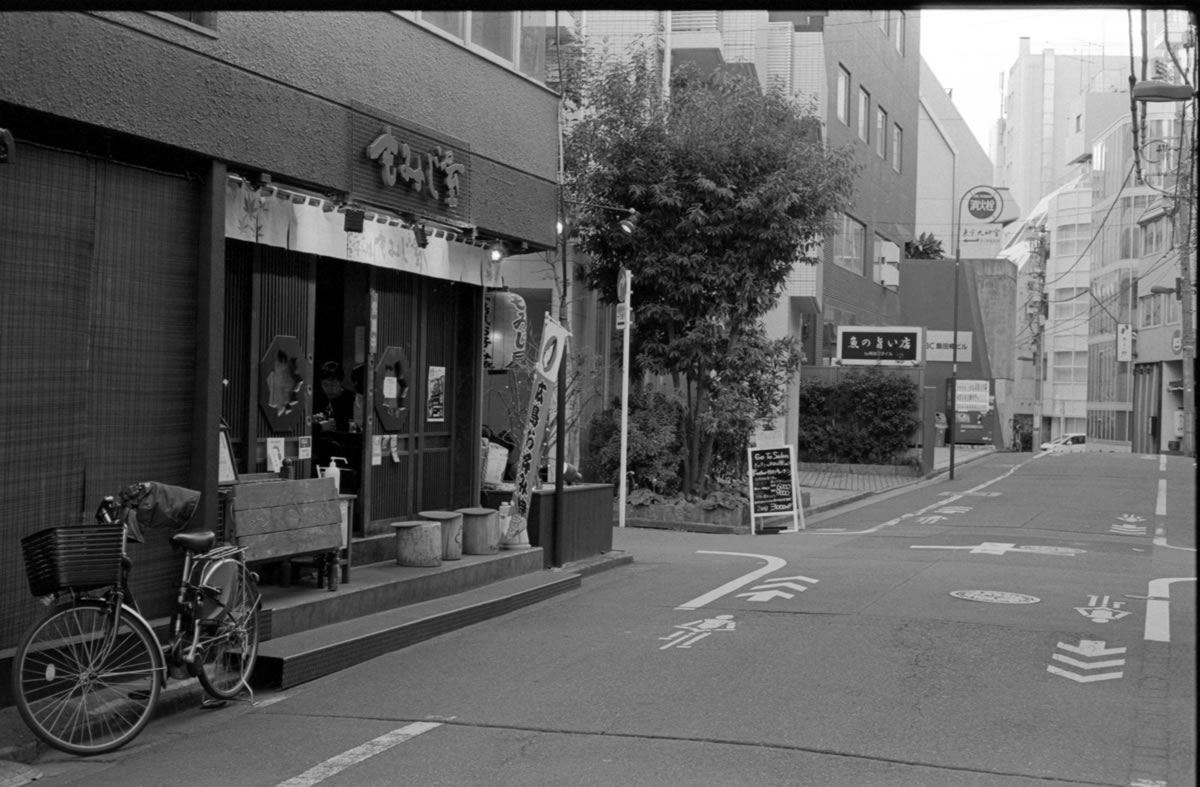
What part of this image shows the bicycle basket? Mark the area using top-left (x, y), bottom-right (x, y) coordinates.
top-left (21, 525), bottom-right (124, 597)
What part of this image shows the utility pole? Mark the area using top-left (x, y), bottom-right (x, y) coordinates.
top-left (1028, 226), bottom-right (1049, 450)
top-left (1175, 146), bottom-right (1194, 456)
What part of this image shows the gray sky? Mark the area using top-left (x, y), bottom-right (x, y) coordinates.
top-left (919, 7), bottom-right (1143, 154)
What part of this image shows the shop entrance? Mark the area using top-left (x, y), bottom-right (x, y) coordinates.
top-left (312, 258), bottom-right (370, 500)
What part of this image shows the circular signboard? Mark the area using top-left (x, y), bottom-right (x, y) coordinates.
top-left (1172, 329), bottom-right (1182, 355)
top-left (950, 590), bottom-right (1040, 604)
top-left (965, 186), bottom-right (1003, 222)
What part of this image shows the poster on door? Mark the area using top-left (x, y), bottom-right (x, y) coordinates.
top-left (427, 365), bottom-right (445, 423)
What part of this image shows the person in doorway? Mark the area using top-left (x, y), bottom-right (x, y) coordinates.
top-left (313, 361), bottom-right (360, 433)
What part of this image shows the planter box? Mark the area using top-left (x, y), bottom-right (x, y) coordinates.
top-left (796, 461), bottom-right (921, 477)
top-left (617, 499), bottom-right (751, 534)
top-left (482, 483), bottom-right (614, 568)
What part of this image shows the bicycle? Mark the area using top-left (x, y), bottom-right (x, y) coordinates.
top-left (11, 482), bottom-right (262, 756)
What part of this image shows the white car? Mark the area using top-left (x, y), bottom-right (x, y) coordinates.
top-left (1040, 433), bottom-right (1087, 452)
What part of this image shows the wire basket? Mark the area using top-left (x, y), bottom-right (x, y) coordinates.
top-left (21, 525), bottom-right (124, 597)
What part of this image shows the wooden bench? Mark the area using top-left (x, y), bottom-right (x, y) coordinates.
top-left (226, 476), bottom-right (345, 591)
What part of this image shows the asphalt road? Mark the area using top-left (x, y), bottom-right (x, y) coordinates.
top-left (28, 451), bottom-right (1196, 786)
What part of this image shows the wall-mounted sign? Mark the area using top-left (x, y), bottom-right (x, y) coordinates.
top-left (925, 330), bottom-right (973, 363)
top-left (375, 346), bottom-right (411, 433)
top-left (426, 365), bottom-right (446, 423)
top-left (836, 326), bottom-right (923, 366)
top-left (258, 334), bottom-right (309, 431)
top-left (483, 290), bottom-right (527, 372)
top-left (1116, 323), bottom-right (1133, 362)
top-left (350, 111), bottom-right (471, 226)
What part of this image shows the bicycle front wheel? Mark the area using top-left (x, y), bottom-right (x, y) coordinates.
top-left (12, 600), bottom-right (162, 756)
top-left (193, 560), bottom-right (260, 699)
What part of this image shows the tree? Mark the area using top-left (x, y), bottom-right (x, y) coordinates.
top-left (904, 232), bottom-right (945, 259)
top-left (563, 45), bottom-right (858, 494)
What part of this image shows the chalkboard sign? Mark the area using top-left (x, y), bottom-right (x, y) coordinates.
top-left (747, 445), bottom-right (803, 533)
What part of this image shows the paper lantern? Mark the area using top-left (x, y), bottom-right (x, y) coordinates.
top-left (484, 291), bottom-right (527, 371)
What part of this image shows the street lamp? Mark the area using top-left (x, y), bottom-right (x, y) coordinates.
top-left (1134, 79), bottom-right (1196, 456)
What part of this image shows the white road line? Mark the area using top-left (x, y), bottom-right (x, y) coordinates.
top-left (677, 551), bottom-right (786, 610)
top-left (1160, 454), bottom-right (1167, 472)
top-left (1144, 577), bottom-right (1196, 643)
top-left (1155, 478), bottom-right (1167, 517)
top-left (275, 721), bottom-right (442, 787)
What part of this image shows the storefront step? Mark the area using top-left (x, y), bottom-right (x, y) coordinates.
top-left (254, 569), bottom-right (580, 689)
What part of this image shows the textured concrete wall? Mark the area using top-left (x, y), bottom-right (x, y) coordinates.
top-left (0, 11), bottom-right (558, 246)
top-left (973, 258), bottom-right (1018, 381)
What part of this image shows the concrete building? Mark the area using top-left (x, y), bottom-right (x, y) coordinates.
top-left (993, 38), bottom-right (1127, 219)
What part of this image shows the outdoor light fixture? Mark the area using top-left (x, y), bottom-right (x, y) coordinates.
top-left (489, 245), bottom-right (505, 262)
top-left (343, 205), bottom-right (365, 233)
top-left (618, 209), bottom-right (639, 235)
top-left (413, 222), bottom-right (430, 248)
top-left (1131, 80), bottom-right (1197, 103)
top-left (563, 199), bottom-right (638, 235)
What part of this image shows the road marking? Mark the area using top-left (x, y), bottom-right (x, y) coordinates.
top-left (1046, 640), bottom-right (1125, 683)
top-left (1155, 479), bottom-right (1167, 516)
top-left (1144, 577), bottom-right (1196, 642)
top-left (659, 614), bottom-right (736, 649)
top-left (1160, 453), bottom-right (1167, 472)
top-left (275, 722), bottom-right (442, 787)
top-left (1075, 595), bottom-right (1130, 623)
top-left (677, 551), bottom-right (786, 610)
top-left (814, 457), bottom-right (1026, 535)
top-left (911, 542), bottom-right (1084, 556)
top-left (735, 577), bottom-right (819, 601)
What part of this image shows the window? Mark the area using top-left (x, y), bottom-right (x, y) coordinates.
top-left (857, 87), bottom-right (870, 142)
top-left (875, 107), bottom-right (887, 158)
top-left (422, 10), bottom-right (464, 38)
top-left (518, 11), bottom-right (547, 80)
top-left (164, 11), bottom-right (217, 29)
top-left (836, 66), bottom-right (850, 124)
top-left (893, 12), bottom-right (905, 54)
top-left (891, 124), bottom-right (902, 172)
top-left (833, 213), bottom-right (866, 275)
top-left (471, 11), bottom-right (515, 61)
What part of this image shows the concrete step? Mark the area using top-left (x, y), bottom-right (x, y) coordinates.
top-left (254, 569), bottom-right (581, 689)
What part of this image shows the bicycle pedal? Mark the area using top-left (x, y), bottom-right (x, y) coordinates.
top-left (200, 697), bottom-right (228, 710)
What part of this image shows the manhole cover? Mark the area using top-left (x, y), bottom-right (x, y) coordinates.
top-left (950, 590), bottom-right (1041, 604)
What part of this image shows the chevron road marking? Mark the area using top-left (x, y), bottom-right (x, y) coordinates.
top-left (1046, 640), bottom-right (1125, 683)
top-left (735, 576), bottom-right (820, 601)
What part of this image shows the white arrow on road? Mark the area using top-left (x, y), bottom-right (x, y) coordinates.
top-left (678, 552), bottom-right (787, 610)
top-left (915, 515), bottom-right (947, 525)
top-left (735, 577), bottom-right (819, 601)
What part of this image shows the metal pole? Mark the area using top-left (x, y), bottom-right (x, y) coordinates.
top-left (618, 269), bottom-right (631, 527)
top-left (553, 191), bottom-right (568, 566)
top-left (1032, 228), bottom-right (1047, 453)
top-left (949, 250), bottom-right (959, 480)
top-left (1176, 98), bottom-right (1195, 456)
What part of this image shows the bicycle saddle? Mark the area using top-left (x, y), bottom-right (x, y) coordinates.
top-left (171, 531), bottom-right (217, 553)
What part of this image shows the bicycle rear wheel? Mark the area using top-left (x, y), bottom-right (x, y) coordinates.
top-left (12, 600), bottom-right (161, 756)
top-left (192, 560), bottom-right (260, 699)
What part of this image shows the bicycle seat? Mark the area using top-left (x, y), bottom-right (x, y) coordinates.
top-left (171, 531), bottom-right (217, 554)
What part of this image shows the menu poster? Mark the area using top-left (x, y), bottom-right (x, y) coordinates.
top-left (747, 445), bottom-right (803, 533)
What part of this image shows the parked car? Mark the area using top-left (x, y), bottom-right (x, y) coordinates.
top-left (1040, 433), bottom-right (1087, 452)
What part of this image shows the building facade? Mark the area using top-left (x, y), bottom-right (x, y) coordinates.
top-left (0, 10), bottom-right (560, 651)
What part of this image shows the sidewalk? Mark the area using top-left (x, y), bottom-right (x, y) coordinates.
top-left (800, 444), bottom-right (999, 513)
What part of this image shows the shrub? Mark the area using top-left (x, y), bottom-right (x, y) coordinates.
top-left (583, 388), bottom-right (684, 495)
top-left (796, 369), bottom-right (920, 464)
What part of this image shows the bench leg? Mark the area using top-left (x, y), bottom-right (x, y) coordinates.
top-left (326, 551), bottom-right (339, 591)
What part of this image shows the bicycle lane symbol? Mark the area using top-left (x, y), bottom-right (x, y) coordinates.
top-left (657, 551), bottom-right (787, 651)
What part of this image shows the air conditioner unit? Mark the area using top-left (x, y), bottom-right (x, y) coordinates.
top-left (874, 262), bottom-right (899, 289)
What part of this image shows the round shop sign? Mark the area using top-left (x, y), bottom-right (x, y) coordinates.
top-left (950, 590), bottom-right (1040, 605)
top-left (1172, 329), bottom-right (1182, 355)
top-left (965, 186), bottom-right (1003, 222)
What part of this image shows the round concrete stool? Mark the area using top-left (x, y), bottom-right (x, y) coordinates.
top-left (419, 510), bottom-right (463, 560)
top-left (456, 507), bottom-right (499, 555)
top-left (391, 520), bottom-right (441, 567)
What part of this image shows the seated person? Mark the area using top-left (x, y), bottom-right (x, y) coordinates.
top-left (313, 361), bottom-right (361, 433)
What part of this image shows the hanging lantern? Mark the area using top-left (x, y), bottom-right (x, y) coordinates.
top-left (484, 290), bottom-right (527, 372)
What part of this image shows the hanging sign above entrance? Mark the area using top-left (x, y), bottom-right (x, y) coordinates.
top-left (835, 326), bottom-right (924, 366)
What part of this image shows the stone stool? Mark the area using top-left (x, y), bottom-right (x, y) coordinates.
top-left (419, 510), bottom-right (463, 561)
top-left (456, 507), bottom-right (499, 555)
top-left (391, 520), bottom-right (441, 567)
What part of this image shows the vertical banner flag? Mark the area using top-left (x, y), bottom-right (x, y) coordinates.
top-left (505, 314), bottom-right (571, 542)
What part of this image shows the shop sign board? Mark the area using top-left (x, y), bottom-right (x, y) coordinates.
top-left (925, 330), bottom-right (973, 363)
top-left (349, 109), bottom-right (472, 226)
top-left (836, 326), bottom-right (923, 366)
top-left (747, 445), bottom-right (802, 533)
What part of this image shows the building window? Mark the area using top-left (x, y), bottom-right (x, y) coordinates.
top-left (893, 12), bottom-right (905, 54)
top-left (891, 124), bottom-right (902, 172)
top-left (857, 87), bottom-right (870, 142)
top-left (163, 11), bottom-right (217, 29)
top-left (422, 10), bottom-right (464, 38)
top-left (833, 213), bottom-right (866, 275)
top-left (836, 65), bottom-right (850, 125)
top-left (875, 107), bottom-right (887, 158)
top-left (518, 11), bottom-right (547, 80)
top-left (471, 11), bottom-right (516, 62)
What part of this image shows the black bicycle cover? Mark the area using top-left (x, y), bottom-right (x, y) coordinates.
top-left (118, 482), bottom-right (201, 532)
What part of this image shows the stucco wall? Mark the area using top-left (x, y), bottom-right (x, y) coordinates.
top-left (0, 11), bottom-right (559, 246)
